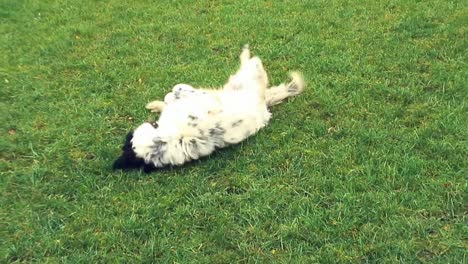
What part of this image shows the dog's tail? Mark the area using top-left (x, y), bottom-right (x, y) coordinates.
top-left (266, 72), bottom-right (305, 107)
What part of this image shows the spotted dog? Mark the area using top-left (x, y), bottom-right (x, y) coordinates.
top-left (113, 46), bottom-right (305, 172)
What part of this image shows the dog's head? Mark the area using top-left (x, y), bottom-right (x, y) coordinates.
top-left (113, 122), bottom-right (160, 173)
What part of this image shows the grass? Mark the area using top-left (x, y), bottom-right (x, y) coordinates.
top-left (1, 0), bottom-right (467, 262)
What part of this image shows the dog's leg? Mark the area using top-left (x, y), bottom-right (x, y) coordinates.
top-left (265, 72), bottom-right (305, 107)
top-left (145, 100), bottom-right (166, 112)
top-left (223, 45), bottom-right (253, 91)
top-left (230, 56), bottom-right (268, 100)
top-left (250, 56), bottom-right (268, 100)
top-left (224, 54), bottom-right (269, 96)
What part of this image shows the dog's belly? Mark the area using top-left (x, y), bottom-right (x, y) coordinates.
top-left (157, 88), bottom-right (271, 150)
top-left (158, 95), bottom-right (221, 124)
top-left (218, 89), bottom-right (263, 113)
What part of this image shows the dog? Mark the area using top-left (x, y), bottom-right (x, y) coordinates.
top-left (113, 45), bottom-right (305, 172)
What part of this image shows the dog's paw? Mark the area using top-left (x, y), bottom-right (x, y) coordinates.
top-left (145, 101), bottom-right (166, 112)
top-left (240, 44), bottom-right (251, 64)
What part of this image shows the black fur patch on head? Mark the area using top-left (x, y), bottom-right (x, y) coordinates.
top-left (113, 131), bottom-right (155, 173)
top-left (142, 163), bottom-right (156, 173)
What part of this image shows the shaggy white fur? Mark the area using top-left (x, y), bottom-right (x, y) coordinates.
top-left (113, 46), bottom-right (304, 171)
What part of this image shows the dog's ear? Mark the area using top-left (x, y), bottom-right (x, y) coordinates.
top-left (122, 131), bottom-right (134, 150)
top-left (113, 130), bottom-right (146, 171)
top-left (113, 150), bottom-right (146, 170)
top-left (126, 131), bottom-right (133, 140)
top-left (112, 154), bottom-right (136, 170)
top-left (143, 163), bottom-right (156, 173)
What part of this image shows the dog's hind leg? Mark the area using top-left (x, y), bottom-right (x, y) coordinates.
top-left (265, 72), bottom-right (305, 107)
top-left (239, 44), bottom-right (251, 66)
top-left (247, 56), bottom-right (269, 100)
top-left (224, 45), bottom-right (252, 90)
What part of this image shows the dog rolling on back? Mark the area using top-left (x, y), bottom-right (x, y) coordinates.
top-left (113, 46), bottom-right (304, 172)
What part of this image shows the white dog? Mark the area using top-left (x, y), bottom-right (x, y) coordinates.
top-left (113, 46), bottom-right (304, 172)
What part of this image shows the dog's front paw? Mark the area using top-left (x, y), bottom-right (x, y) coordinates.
top-left (146, 101), bottom-right (166, 112)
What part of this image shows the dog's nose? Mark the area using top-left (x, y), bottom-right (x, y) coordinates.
top-left (145, 119), bottom-right (158, 128)
top-left (148, 121), bottom-right (158, 128)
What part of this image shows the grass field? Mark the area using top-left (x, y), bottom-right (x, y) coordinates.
top-left (1, 0), bottom-right (467, 262)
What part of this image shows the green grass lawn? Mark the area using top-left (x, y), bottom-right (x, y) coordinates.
top-left (1, 0), bottom-right (467, 262)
